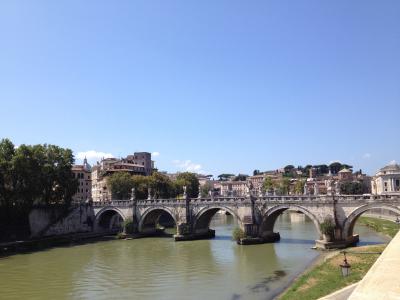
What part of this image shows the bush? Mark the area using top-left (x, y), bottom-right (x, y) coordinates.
top-left (320, 218), bottom-right (335, 236)
top-left (123, 218), bottom-right (135, 234)
top-left (116, 232), bottom-right (126, 239)
top-left (232, 227), bottom-right (245, 242)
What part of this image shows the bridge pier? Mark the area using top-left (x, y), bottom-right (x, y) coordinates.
top-left (315, 235), bottom-right (360, 249)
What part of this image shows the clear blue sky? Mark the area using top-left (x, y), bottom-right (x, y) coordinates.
top-left (1, 1), bottom-right (399, 176)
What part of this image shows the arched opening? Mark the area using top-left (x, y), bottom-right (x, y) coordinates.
top-left (260, 206), bottom-right (322, 242)
top-left (193, 207), bottom-right (239, 240)
top-left (343, 205), bottom-right (400, 241)
top-left (96, 209), bottom-right (124, 233)
top-left (139, 208), bottom-right (177, 236)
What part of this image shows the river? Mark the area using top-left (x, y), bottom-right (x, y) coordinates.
top-left (0, 212), bottom-right (389, 300)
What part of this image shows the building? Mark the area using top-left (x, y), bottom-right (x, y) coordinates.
top-left (72, 158), bottom-right (92, 202)
top-left (219, 181), bottom-right (248, 196)
top-left (338, 168), bottom-right (353, 181)
top-left (91, 152), bottom-right (153, 201)
top-left (371, 163), bottom-right (400, 195)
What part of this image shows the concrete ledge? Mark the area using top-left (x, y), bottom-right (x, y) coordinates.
top-left (174, 229), bottom-right (215, 241)
top-left (316, 235), bottom-right (360, 250)
top-left (239, 232), bottom-right (280, 245)
top-left (348, 231), bottom-right (400, 299)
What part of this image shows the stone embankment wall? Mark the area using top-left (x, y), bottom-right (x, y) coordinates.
top-left (29, 205), bottom-right (95, 238)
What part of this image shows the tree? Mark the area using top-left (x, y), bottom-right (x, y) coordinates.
top-left (131, 175), bottom-right (150, 199)
top-left (218, 174), bottom-right (235, 181)
top-left (148, 172), bottom-right (176, 199)
top-left (0, 139), bottom-right (78, 241)
top-left (253, 170), bottom-right (261, 176)
top-left (107, 172), bottom-right (135, 200)
top-left (233, 174), bottom-right (249, 181)
top-left (284, 165), bottom-right (295, 173)
top-left (262, 177), bottom-right (275, 193)
top-left (340, 182), bottom-right (363, 195)
top-left (329, 162), bottom-right (342, 174)
top-left (200, 181), bottom-right (213, 198)
top-left (176, 172), bottom-right (199, 198)
top-left (277, 178), bottom-right (291, 195)
top-left (294, 179), bottom-right (305, 195)
top-left (314, 164), bottom-right (329, 175)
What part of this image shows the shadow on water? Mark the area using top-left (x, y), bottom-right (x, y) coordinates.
top-left (357, 240), bottom-right (387, 246)
top-left (229, 270), bottom-right (287, 300)
top-left (247, 270), bottom-right (287, 294)
top-left (278, 238), bottom-right (315, 245)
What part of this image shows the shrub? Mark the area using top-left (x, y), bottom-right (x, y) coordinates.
top-left (320, 217), bottom-right (335, 236)
top-left (123, 218), bottom-right (135, 234)
top-left (116, 232), bottom-right (126, 239)
top-left (232, 227), bottom-right (245, 242)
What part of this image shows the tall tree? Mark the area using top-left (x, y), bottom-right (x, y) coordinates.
top-left (294, 179), bottom-right (305, 195)
top-left (0, 139), bottom-right (77, 241)
top-left (107, 172), bottom-right (135, 200)
top-left (176, 172), bottom-right (199, 198)
top-left (262, 177), bottom-right (276, 193)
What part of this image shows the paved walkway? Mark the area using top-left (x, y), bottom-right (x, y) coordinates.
top-left (348, 230), bottom-right (400, 299)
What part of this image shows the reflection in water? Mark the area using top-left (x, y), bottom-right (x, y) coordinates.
top-left (0, 212), bottom-right (389, 300)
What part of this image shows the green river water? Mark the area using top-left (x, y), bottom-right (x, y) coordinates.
top-left (0, 212), bottom-right (388, 300)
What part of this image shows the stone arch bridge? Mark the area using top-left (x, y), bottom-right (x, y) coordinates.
top-left (92, 194), bottom-right (400, 249)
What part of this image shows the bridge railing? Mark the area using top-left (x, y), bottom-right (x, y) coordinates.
top-left (92, 200), bottom-right (133, 207)
top-left (90, 194), bottom-right (400, 207)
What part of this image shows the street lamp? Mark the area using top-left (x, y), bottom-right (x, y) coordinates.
top-left (340, 251), bottom-right (351, 277)
top-left (396, 216), bottom-right (400, 228)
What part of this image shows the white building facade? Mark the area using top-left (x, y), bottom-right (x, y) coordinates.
top-left (371, 164), bottom-right (400, 195)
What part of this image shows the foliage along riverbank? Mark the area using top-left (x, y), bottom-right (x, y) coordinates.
top-left (278, 216), bottom-right (399, 300)
top-left (358, 216), bottom-right (399, 238)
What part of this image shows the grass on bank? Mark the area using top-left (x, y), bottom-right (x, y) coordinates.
top-left (279, 244), bottom-right (386, 300)
top-left (358, 216), bottom-right (399, 238)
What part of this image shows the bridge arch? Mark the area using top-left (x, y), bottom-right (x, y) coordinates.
top-left (138, 207), bottom-right (177, 233)
top-left (94, 207), bottom-right (127, 232)
top-left (343, 204), bottom-right (400, 239)
top-left (260, 205), bottom-right (322, 239)
top-left (193, 205), bottom-right (241, 235)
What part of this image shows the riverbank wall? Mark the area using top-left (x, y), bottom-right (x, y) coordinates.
top-left (29, 204), bottom-right (94, 238)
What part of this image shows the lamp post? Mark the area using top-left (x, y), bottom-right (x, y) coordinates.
top-left (396, 216), bottom-right (400, 228)
top-left (340, 251), bottom-right (351, 277)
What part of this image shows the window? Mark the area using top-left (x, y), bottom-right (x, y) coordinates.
top-left (396, 180), bottom-right (400, 187)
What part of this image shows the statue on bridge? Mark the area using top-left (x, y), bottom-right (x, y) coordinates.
top-left (183, 186), bottom-right (187, 199)
top-left (326, 179), bottom-right (333, 196)
top-left (314, 182), bottom-right (319, 195)
top-left (246, 181), bottom-right (254, 197)
top-left (303, 182), bottom-right (309, 195)
top-left (147, 187), bottom-right (152, 200)
top-left (130, 188), bottom-right (136, 201)
top-left (335, 181), bottom-right (341, 195)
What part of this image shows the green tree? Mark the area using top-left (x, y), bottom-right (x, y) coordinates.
top-left (148, 172), bottom-right (176, 199)
top-left (262, 177), bottom-right (276, 193)
top-left (340, 182), bottom-right (363, 195)
top-left (294, 179), bottom-right (305, 195)
top-left (200, 181), bottom-right (213, 197)
top-left (107, 172), bottom-right (135, 200)
top-left (277, 178), bottom-right (291, 195)
top-left (131, 175), bottom-right (150, 199)
top-left (176, 172), bottom-right (199, 198)
top-left (233, 174), bottom-right (249, 181)
top-left (0, 139), bottom-right (77, 241)
top-left (217, 174), bottom-right (235, 181)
